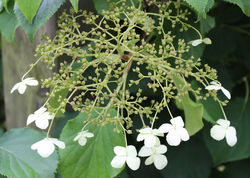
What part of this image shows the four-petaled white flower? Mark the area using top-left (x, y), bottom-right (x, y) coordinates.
top-left (31, 137), bottom-right (65, 158)
top-left (73, 130), bottom-right (94, 146)
top-left (10, 77), bottom-right (39, 94)
top-left (158, 116), bottom-right (189, 146)
top-left (205, 81), bottom-right (231, 99)
top-left (191, 38), bottom-right (212, 46)
top-left (27, 107), bottom-right (54, 129)
top-left (138, 143), bottom-right (168, 170)
top-left (210, 119), bottom-right (237, 147)
top-left (137, 128), bottom-right (164, 147)
top-left (111, 145), bottom-right (141, 170)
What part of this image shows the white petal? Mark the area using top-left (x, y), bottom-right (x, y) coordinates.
top-left (137, 133), bottom-right (147, 142)
top-left (221, 87), bottom-right (231, 100)
top-left (226, 127), bottom-right (237, 147)
top-left (210, 125), bottom-right (226, 141)
top-left (17, 83), bottom-right (27, 94)
top-left (114, 146), bottom-right (126, 156)
top-left (210, 81), bottom-right (220, 86)
top-left (78, 137), bottom-right (87, 146)
top-left (158, 123), bottom-right (174, 133)
top-left (23, 78), bottom-right (39, 86)
top-left (31, 139), bottom-right (44, 150)
top-left (176, 128), bottom-right (190, 141)
top-left (73, 134), bottom-right (81, 141)
top-left (138, 146), bottom-right (153, 157)
top-left (10, 82), bottom-right (21, 93)
top-left (27, 114), bottom-right (37, 125)
top-left (37, 139), bottom-right (55, 158)
top-left (85, 132), bottom-right (94, 138)
top-left (49, 138), bottom-right (65, 149)
top-left (35, 118), bottom-right (49, 130)
top-left (170, 116), bottom-right (184, 128)
top-left (152, 129), bottom-right (164, 137)
top-left (154, 154), bottom-right (168, 170)
top-left (217, 119), bottom-right (230, 128)
top-left (155, 145), bottom-right (167, 154)
top-left (126, 145), bottom-right (137, 157)
top-left (139, 128), bottom-right (152, 134)
top-left (144, 135), bottom-right (158, 147)
top-left (145, 155), bottom-right (154, 165)
top-left (34, 107), bottom-right (47, 115)
top-left (205, 85), bottom-right (221, 90)
top-left (126, 157), bottom-right (140, 170)
top-left (166, 131), bottom-right (181, 146)
top-left (191, 39), bottom-right (203, 46)
top-left (111, 156), bottom-right (126, 168)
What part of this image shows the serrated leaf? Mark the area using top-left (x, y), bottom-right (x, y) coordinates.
top-left (70, 0), bottom-right (79, 13)
top-left (59, 109), bottom-right (125, 178)
top-left (16, 0), bottom-right (42, 23)
top-left (182, 0), bottom-right (211, 17)
top-left (203, 98), bottom-right (250, 165)
top-left (0, 128), bottom-right (58, 178)
top-left (223, 0), bottom-right (250, 16)
top-left (0, 2), bottom-right (19, 42)
top-left (173, 74), bottom-right (204, 136)
top-left (14, 0), bottom-right (65, 42)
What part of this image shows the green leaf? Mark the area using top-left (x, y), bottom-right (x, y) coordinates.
top-left (59, 109), bottom-right (125, 178)
top-left (14, 0), bottom-right (65, 41)
top-left (15, 0), bottom-right (42, 23)
top-left (203, 98), bottom-right (250, 165)
top-left (173, 74), bottom-right (204, 136)
top-left (1, 0), bottom-right (9, 10)
top-left (223, 0), bottom-right (250, 16)
top-left (70, 0), bottom-right (79, 13)
top-left (0, 3), bottom-right (20, 42)
top-left (182, 0), bottom-right (213, 17)
top-left (0, 128), bottom-right (58, 178)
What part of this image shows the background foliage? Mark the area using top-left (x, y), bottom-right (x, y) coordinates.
top-left (0, 0), bottom-right (250, 178)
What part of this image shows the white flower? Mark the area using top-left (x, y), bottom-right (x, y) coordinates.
top-left (137, 128), bottom-right (164, 147)
top-left (138, 143), bottom-right (168, 170)
top-left (73, 130), bottom-right (94, 146)
top-left (31, 137), bottom-right (65, 158)
top-left (27, 107), bottom-right (54, 129)
top-left (205, 81), bottom-right (231, 99)
top-left (210, 119), bottom-right (237, 147)
top-left (158, 116), bottom-right (189, 146)
top-left (10, 77), bottom-right (39, 94)
top-left (111, 145), bottom-right (140, 170)
top-left (191, 38), bottom-right (212, 46)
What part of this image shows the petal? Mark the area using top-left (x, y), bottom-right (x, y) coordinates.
top-left (144, 135), bottom-right (158, 147)
top-left (35, 118), bottom-right (49, 130)
top-left (17, 83), bottom-right (27, 94)
top-left (138, 146), bottom-right (153, 157)
top-left (176, 128), bottom-right (190, 141)
top-left (158, 123), bottom-right (174, 133)
top-left (126, 145), bottom-right (137, 157)
top-left (226, 127), bottom-right (237, 147)
top-left (31, 139), bottom-right (44, 150)
top-left (145, 156), bottom-right (154, 165)
top-left (23, 78), bottom-right (39, 86)
top-left (210, 125), bottom-right (226, 141)
top-left (153, 154), bottom-right (168, 170)
top-left (170, 116), bottom-right (184, 128)
top-left (216, 119), bottom-right (230, 128)
top-left (26, 114), bottom-right (36, 125)
top-left (139, 128), bottom-right (152, 134)
top-left (155, 145), bottom-right (167, 154)
top-left (111, 156), bottom-right (126, 168)
top-left (137, 133), bottom-right (147, 142)
top-left (10, 82), bottom-right (21, 93)
top-left (202, 38), bottom-right (212, 45)
top-left (85, 132), bottom-right (94, 138)
top-left (191, 39), bottom-right (203, 46)
top-left (37, 139), bottom-right (55, 158)
top-left (126, 157), bottom-right (140, 170)
top-left (78, 137), bottom-right (87, 146)
top-left (210, 81), bottom-right (220, 86)
top-left (152, 129), bottom-right (164, 137)
top-left (114, 146), bottom-right (126, 156)
top-left (221, 87), bottom-right (231, 100)
top-left (34, 107), bottom-right (47, 115)
top-left (166, 131), bottom-right (181, 146)
top-left (205, 85), bottom-right (221, 90)
top-left (73, 134), bottom-right (81, 142)
top-left (49, 138), bottom-right (65, 149)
